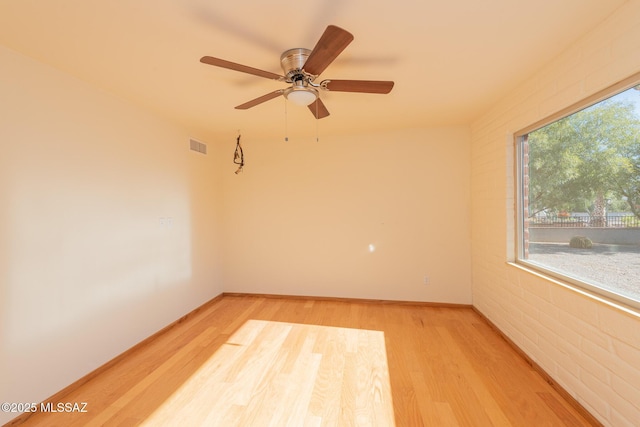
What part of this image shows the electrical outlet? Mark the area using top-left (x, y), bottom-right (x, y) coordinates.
top-left (423, 276), bottom-right (430, 285)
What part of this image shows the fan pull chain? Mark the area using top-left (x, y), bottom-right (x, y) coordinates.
top-left (284, 98), bottom-right (289, 142)
top-left (315, 100), bottom-right (319, 142)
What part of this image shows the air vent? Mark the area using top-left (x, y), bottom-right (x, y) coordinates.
top-left (189, 138), bottom-right (207, 154)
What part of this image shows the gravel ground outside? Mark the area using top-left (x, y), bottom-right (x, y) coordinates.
top-left (527, 242), bottom-right (640, 301)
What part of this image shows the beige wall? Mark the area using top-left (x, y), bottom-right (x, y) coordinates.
top-left (471, 1), bottom-right (640, 426)
top-left (0, 46), bottom-right (224, 423)
top-left (221, 127), bottom-right (472, 303)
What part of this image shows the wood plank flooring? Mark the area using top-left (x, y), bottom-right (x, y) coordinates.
top-left (142, 320), bottom-right (393, 426)
top-left (7, 295), bottom-right (599, 426)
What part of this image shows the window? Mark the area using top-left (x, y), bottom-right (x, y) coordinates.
top-left (516, 79), bottom-right (640, 309)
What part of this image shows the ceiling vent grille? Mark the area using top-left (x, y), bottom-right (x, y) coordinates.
top-left (189, 138), bottom-right (207, 155)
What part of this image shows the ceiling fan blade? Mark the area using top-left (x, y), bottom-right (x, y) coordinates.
top-left (324, 80), bottom-right (394, 94)
top-left (308, 98), bottom-right (330, 119)
top-left (303, 25), bottom-right (354, 76)
top-left (235, 90), bottom-right (284, 110)
top-left (200, 56), bottom-right (283, 81)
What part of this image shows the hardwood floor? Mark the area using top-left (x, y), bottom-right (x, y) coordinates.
top-left (7, 295), bottom-right (599, 426)
top-left (141, 319), bottom-right (394, 426)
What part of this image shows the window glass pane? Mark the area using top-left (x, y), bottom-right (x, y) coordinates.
top-left (518, 85), bottom-right (640, 305)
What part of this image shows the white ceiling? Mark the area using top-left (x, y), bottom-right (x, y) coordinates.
top-left (0, 0), bottom-right (627, 142)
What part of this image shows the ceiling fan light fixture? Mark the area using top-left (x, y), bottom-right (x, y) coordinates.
top-left (283, 86), bottom-right (318, 106)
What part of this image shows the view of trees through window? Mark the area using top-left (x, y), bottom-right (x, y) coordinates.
top-left (519, 85), bottom-right (640, 306)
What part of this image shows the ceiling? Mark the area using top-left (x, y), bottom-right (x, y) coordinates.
top-left (0, 0), bottom-right (627, 142)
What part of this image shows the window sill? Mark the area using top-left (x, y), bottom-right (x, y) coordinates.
top-left (507, 261), bottom-right (640, 317)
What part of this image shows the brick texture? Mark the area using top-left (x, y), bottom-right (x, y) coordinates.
top-left (471, 1), bottom-right (640, 426)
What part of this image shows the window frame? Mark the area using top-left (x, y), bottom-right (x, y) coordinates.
top-left (514, 71), bottom-right (640, 311)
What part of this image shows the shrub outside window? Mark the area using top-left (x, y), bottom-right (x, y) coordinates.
top-left (516, 83), bottom-right (640, 309)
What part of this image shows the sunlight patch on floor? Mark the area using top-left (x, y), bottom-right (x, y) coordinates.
top-left (142, 319), bottom-right (395, 426)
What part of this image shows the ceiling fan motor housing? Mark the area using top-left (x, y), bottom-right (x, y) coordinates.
top-left (280, 48), bottom-right (312, 82)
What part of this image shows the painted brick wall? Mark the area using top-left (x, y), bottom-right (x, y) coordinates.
top-left (470, 1), bottom-right (640, 426)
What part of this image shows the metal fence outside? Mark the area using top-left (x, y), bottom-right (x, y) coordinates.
top-left (529, 214), bottom-right (640, 228)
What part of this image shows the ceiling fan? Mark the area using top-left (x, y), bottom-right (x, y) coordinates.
top-left (200, 25), bottom-right (394, 119)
